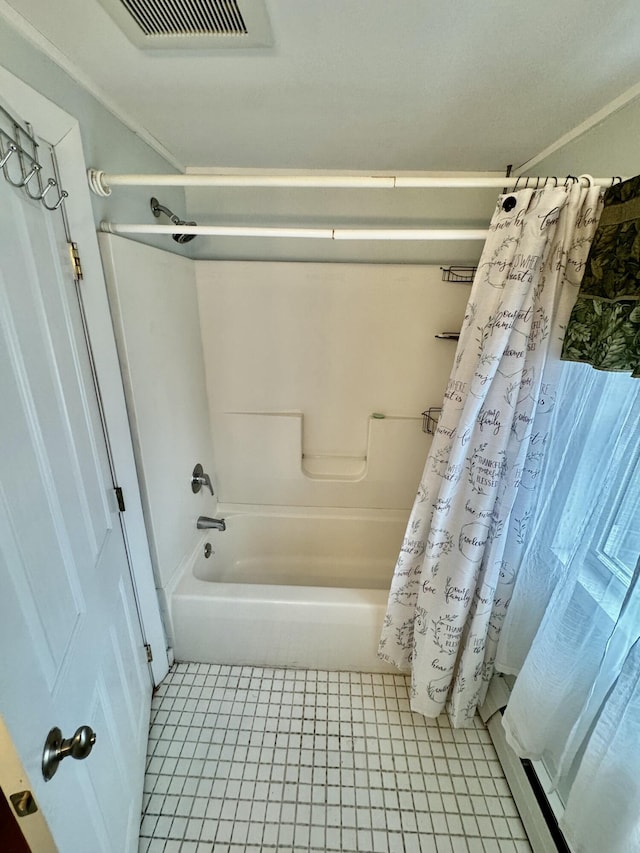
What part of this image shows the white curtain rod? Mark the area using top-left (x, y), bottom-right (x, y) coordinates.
top-left (100, 222), bottom-right (491, 241)
top-left (88, 169), bottom-right (623, 195)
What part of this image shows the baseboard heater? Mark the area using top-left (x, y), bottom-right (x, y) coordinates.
top-left (480, 676), bottom-right (573, 853)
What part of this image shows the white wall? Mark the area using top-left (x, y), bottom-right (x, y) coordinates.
top-left (100, 236), bottom-right (216, 588)
top-left (196, 261), bottom-right (469, 508)
top-left (0, 18), bottom-right (187, 255)
top-left (526, 97), bottom-right (640, 178)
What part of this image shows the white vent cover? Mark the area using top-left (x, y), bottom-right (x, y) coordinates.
top-left (98, 0), bottom-right (272, 49)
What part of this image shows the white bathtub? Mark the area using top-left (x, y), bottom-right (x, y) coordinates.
top-left (170, 505), bottom-right (408, 672)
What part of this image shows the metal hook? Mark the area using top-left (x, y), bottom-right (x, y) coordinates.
top-left (611, 176), bottom-right (622, 187)
top-left (578, 174), bottom-right (595, 187)
top-left (42, 187), bottom-right (68, 211)
top-left (21, 126), bottom-right (44, 199)
top-left (514, 175), bottom-right (523, 191)
top-left (4, 157), bottom-right (39, 188)
top-left (564, 175), bottom-right (578, 188)
top-left (36, 177), bottom-right (58, 202)
top-left (0, 142), bottom-right (17, 169)
top-left (0, 103), bottom-right (71, 213)
top-left (20, 162), bottom-right (41, 188)
top-left (24, 164), bottom-right (47, 198)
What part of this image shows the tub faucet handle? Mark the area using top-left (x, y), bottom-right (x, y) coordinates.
top-left (191, 463), bottom-right (214, 496)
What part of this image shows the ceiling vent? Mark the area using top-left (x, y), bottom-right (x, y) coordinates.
top-left (98, 0), bottom-right (273, 49)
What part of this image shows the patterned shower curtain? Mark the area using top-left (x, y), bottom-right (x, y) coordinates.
top-left (378, 181), bottom-right (604, 726)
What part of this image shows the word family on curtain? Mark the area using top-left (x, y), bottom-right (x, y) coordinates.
top-left (378, 182), bottom-right (603, 726)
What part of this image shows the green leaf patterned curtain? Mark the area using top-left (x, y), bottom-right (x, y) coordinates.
top-left (561, 175), bottom-right (640, 378)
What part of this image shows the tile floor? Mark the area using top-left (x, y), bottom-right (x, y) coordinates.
top-left (139, 663), bottom-right (532, 853)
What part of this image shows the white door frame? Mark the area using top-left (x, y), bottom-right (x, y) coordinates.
top-left (0, 65), bottom-right (169, 684)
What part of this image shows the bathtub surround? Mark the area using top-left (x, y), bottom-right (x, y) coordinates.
top-left (379, 183), bottom-right (603, 726)
top-left (100, 235), bottom-right (217, 642)
top-left (101, 240), bottom-right (470, 660)
top-left (196, 261), bottom-right (469, 508)
top-left (140, 662), bottom-right (531, 853)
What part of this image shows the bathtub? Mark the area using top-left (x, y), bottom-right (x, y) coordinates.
top-left (170, 505), bottom-right (408, 672)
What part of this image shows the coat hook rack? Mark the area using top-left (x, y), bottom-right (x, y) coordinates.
top-left (0, 105), bottom-right (69, 211)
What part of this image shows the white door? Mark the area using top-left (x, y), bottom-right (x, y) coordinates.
top-left (0, 132), bottom-right (151, 849)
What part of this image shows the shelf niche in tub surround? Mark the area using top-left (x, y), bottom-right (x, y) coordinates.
top-left (215, 411), bottom-right (427, 508)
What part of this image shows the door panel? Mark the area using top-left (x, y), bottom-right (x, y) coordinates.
top-left (0, 136), bottom-right (151, 851)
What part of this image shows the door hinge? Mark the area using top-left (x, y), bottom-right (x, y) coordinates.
top-left (68, 241), bottom-right (83, 281)
top-left (144, 644), bottom-right (153, 663)
top-left (114, 486), bottom-right (126, 512)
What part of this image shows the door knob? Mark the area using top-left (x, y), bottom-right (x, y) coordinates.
top-left (42, 725), bottom-right (97, 781)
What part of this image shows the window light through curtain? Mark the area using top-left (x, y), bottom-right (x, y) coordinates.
top-left (498, 360), bottom-right (640, 853)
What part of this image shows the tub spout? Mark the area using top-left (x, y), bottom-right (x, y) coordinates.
top-left (197, 516), bottom-right (226, 531)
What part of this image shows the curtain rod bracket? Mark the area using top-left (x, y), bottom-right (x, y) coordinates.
top-left (87, 168), bottom-right (111, 197)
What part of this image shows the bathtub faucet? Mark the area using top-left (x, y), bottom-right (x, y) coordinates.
top-left (197, 516), bottom-right (226, 531)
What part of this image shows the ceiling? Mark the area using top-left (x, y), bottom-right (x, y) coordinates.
top-left (6, 0), bottom-right (640, 172)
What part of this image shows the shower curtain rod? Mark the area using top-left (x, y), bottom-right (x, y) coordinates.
top-left (100, 222), bottom-right (491, 241)
top-left (88, 169), bottom-right (623, 195)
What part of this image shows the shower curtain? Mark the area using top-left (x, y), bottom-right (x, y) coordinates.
top-left (498, 174), bottom-right (640, 853)
top-left (378, 181), bottom-right (603, 726)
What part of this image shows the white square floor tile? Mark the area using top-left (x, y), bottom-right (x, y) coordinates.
top-left (140, 664), bottom-right (532, 852)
